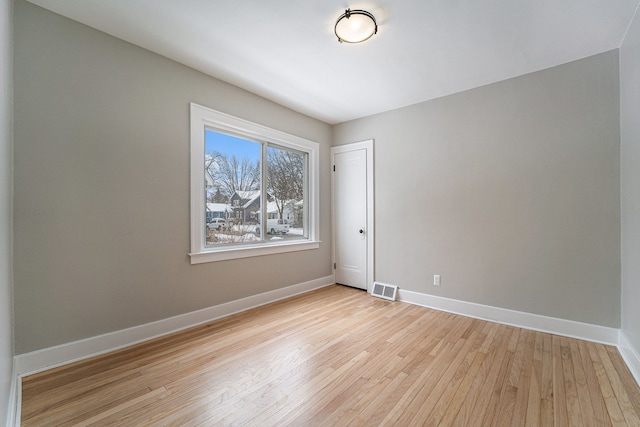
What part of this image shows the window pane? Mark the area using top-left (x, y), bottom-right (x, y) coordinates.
top-left (205, 129), bottom-right (262, 246)
top-left (266, 145), bottom-right (308, 241)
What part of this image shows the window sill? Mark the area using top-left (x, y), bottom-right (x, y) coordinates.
top-left (189, 240), bottom-right (321, 264)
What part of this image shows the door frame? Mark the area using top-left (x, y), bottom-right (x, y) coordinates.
top-left (331, 140), bottom-right (375, 293)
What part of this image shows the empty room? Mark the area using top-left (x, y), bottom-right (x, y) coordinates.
top-left (2, 0), bottom-right (640, 425)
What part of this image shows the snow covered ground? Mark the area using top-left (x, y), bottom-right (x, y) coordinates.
top-left (206, 226), bottom-right (305, 245)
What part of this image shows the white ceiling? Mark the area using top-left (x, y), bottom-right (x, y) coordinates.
top-left (27, 0), bottom-right (640, 124)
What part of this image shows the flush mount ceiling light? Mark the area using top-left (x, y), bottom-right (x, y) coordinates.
top-left (334, 8), bottom-right (378, 43)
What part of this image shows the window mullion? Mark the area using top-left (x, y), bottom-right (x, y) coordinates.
top-left (261, 141), bottom-right (268, 240)
top-left (304, 153), bottom-right (309, 238)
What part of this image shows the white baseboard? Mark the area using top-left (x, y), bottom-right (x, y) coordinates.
top-left (397, 289), bottom-right (619, 345)
top-left (14, 275), bottom-right (334, 377)
top-left (619, 331), bottom-right (640, 387)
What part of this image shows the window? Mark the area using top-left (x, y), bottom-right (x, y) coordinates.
top-left (190, 103), bottom-right (320, 263)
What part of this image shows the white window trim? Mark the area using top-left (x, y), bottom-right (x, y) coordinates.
top-left (189, 103), bottom-right (320, 264)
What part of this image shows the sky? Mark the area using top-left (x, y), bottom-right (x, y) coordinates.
top-left (205, 129), bottom-right (260, 161)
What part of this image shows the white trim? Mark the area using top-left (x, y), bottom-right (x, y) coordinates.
top-left (6, 362), bottom-right (19, 427)
top-left (331, 140), bottom-right (375, 292)
top-left (189, 240), bottom-right (320, 264)
top-left (14, 276), bottom-right (334, 376)
top-left (398, 288), bottom-right (619, 345)
top-left (189, 103), bottom-right (320, 264)
top-left (619, 331), bottom-right (640, 387)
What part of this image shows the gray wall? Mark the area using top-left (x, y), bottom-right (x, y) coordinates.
top-left (620, 12), bottom-right (640, 353)
top-left (13, 0), bottom-right (332, 354)
top-left (334, 51), bottom-right (621, 327)
top-left (0, 0), bottom-right (13, 422)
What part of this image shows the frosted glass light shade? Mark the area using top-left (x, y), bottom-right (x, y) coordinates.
top-left (334, 9), bottom-right (377, 43)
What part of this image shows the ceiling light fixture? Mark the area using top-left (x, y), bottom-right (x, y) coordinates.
top-left (334, 8), bottom-right (378, 44)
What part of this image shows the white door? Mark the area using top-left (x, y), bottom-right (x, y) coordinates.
top-left (332, 140), bottom-right (374, 291)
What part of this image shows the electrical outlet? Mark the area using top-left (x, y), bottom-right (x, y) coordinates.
top-left (433, 275), bottom-right (441, 286)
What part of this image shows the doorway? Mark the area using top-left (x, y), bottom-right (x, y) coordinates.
top-left (331, 140), bottom-right (374, 291)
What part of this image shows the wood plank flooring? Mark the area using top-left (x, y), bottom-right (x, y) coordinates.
top-left (21, 285), bottom-right (640, 426)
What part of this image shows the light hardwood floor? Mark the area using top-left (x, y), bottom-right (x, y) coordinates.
top-left (21, 285), bottom-right (640, 426)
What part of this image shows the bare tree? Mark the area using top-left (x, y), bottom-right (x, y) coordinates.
top-left (211, 187), bottom-right (226, 203)
top-left (267, 147), bottom-right (304, 219)
top-left (207, 151), bottom-right (260, 199)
